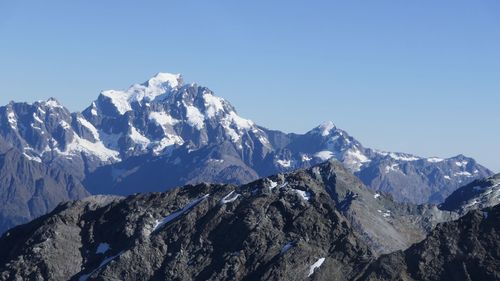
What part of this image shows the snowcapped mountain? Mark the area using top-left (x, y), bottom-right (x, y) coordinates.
top-left (0, 98), bottom-right (119, 179)
top-left (0, 72), bottom-right (493, 206)
top-left (81, 72), bottom-right (271, 158)
top-left (266, 121), bottom-right (492, 203)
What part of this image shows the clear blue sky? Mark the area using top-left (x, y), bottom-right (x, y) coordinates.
top-left (0, 0), bottom-right (499, 172)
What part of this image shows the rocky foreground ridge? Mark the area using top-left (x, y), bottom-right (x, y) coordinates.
top-left (0, 161), bottom-right (497, 281)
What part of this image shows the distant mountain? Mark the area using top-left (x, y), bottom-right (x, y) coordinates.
top-left (0, 142), bottom-right (89, 234)
top-left (0, 72), bottom-right (492, 234)
top-left (440, 173), bottom-right (500, 215)
top-left (0, 161), bottom-right (496, 281)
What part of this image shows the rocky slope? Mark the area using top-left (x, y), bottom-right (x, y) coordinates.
top-left (0, 161), bottom-right (497, 281)
top-left (359, 205), bottom-right (499, 281)
top-left (0, 162), bottom-right (374, 281)
top-left (440, 173), bottom-right (500, 215)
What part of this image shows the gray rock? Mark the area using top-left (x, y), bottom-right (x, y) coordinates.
top-left (440, 173), bottom-right (500, 215)
top-left (359, 205), bottom-right (500, 281)
top-left (0, 160), bottom-right (497, 281)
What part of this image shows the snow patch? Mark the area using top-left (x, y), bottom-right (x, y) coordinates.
top-left (77, 117), bottom-right (99, 139)
top-left (44, 99), bottom-right (63, 108)
top-left (316, 121), bottom-right (336, 136)
top-left (294, 189), bottom-right (311, 201)
top-left (301, 154), bottom-right (312, 162)
top-left (308, 257), bottom-right (326, 277)
top-left (22, 153), bottom-right (42, 163)
top-left (227, 111), bottom-right (254, 130)
top-left (59, 120), bottom-right (71, 130)
top-left (454, 171), bottom-right (472, 177)
top-left (220, 190), bottom-right (241, 204)
top-left (384, 164), bottom-right (400, 174)
top-left (374, 193), bottom-right (381, 199)
top-left (57, 135), bottom-right (120, 162)
top-left (276, 159), bottom-right (291, 168)
top-left (455, 160), bottom-right (468, 167)
top-left (388, 153), bottom-right (420, 161)
top-left (314, 150), bottom-right (334, 161)
top-left (101, 90), bottom-right (132, 115)
top-left (427, 157), bottom-right (444, 163)
top-left (343, 149), bottom-right (370, 171)
top-left (203, 93), bottom-right (225, 118)
top-left (185, 104), bottom-right (205, 129)
top-left (149, 111), bottom-right (179, 128)
top-left (377, 209), bottom-right (391, 218)
top-left (90, 102), bottom-right (98, 116)
top-left (32, 113), bottom-right (44, 124)
top-left (268, 180), bottom-right (278, 190)
top-left (129, 126), bottom-right (151, 149)
top-left (7, 111), bottom-right (17, 128)
top-left (152, 194), bottom-right (210, 232)
top-left (79, 251), bottom-right (124, 281)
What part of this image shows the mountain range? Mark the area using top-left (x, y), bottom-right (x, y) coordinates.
top-left (0, 72), bottom-right (493, 234)
top-left (0, 160), bottom-right (497, 280)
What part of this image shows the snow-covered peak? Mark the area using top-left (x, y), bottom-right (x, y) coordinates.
top-left (145, 72), bottom-right (183, 89)
top-left (43, 98), bottom-right (64, 108)
top-left (99, 72), bottom-right (185, 115)
top-left (314, 121), bottom-right (336, 136)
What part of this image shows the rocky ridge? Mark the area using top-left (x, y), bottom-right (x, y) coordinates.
top-left (1, 161), bottom-right (497, 281)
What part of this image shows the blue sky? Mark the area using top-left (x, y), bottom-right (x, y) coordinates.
top-left (0, 0), bottom-right (499, 171)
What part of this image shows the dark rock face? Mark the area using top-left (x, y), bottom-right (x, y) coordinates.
top-left (0, 161), bottom-right (498, 281)
top-left (440, 173), bottom-right (500, 215)
top-left (0, 162), bottom-right (373, 281)
top-left (359, 205), bottom-right (500, 281)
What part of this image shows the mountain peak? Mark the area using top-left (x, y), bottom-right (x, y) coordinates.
top-left (97, 72), bottom-right (185, 115)
top-left (145, 72), bottom-right (183, 89)
top-left (315, 121), bottom-right (336, 136)
top-left (43, 97), bottom-right (63, 108)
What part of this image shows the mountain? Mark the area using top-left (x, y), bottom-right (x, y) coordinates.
top-left (0, 142), bottom-right (89, 234)
top-left (2, 72), bottom-right (486, 202)
top-left (360, 205), bottom-right (499, 281)
top-left (0, 98), bottom-right (119, 180)
top-left (0, 161), bottom-right (496, 281)
top-left (440, 173), bottom-right (500, 215)
top-left (0, 161), bottom-right (374, 281)
top-left (0, 72), bottom-right (492, 233)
